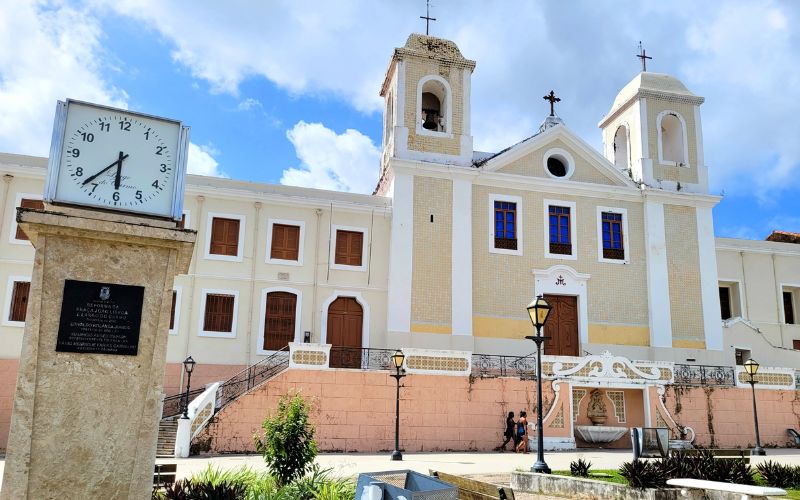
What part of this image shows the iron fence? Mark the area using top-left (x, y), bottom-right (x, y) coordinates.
top-left (673, 364), bottom-right (736, 387)
top-left (471, 353), bottom-right (537, 380)
top-left (328, 346), bottom-right (396, 371)
top-left (217, 346), bottom-right (291, 410)
top-left (795, 370), bottom-right (800, 388)
top-left (162, 388), bottom-right (204, 419)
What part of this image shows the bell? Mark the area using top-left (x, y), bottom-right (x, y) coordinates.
top-left (422, 109), bottom-right (439, 130)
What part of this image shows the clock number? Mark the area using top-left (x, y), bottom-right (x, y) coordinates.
top-left (69, 148), bottom-right (80, 158)
top-left (160, 163), bottom-right (169, 172)
top-left (155, 146), bottom-right (166, 156)
top-left (135, 190), bottom-right (143, 201)
top-left (75, 167), bottom-right (83, 176)
top-left (99, 121), bottom-right (110, 132)
top-left (144, 128), bottom-right (151, 140)
top-left (152, 180), bottom-right (160, 189)
top-left (113, 191), bottom-right (120, 202)
top-left (119, 120), bottom-right (131, 131)
top-left (80, 132), bottom-right (94, 142)
top-left (90, 183), bottom-right (99, 193)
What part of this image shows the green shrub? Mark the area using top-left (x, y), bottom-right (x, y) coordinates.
top-left (757, 461), bottom-right (800, 489)
top-left (570, 459), bottom-right (592, 477)
top-left (619, 460), bottom-right (667, 489)
top-left (659, 450), bottom-right (754, 485)
top-left (254, 393), bottom-right (318, 487)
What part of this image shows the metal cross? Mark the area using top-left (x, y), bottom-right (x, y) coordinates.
top-left (420, 0), bottom-right (436, 36)
top-left (543, 90), bottom-right (561, 117)
top-left (637, 41), bottom-right (652, 72)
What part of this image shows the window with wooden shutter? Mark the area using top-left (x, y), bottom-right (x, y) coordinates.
top-left (203, 294), bottom-right (235, 332)
top-left (270, 224), bottom-right (300, 261)
top-left (793, 339), bottom-right (800, 350)
top-left (335, 230), bottom-right (363, 267)
top-left (494, 201), bottom-right (517, 250)
top-left (548, 205), bottom-right (572, 255)
top-left (209, 217), bottom-right (240, 257)
top-left (9, 281), bottom-right (31, 322)
top-left (601, 212), bottom-right (624, 260)
top-left (15, 198), bottom-right (44, 241)
top-left (263, 292), bottom-right (297, 351)
top-left (169, 291), bottom-right (177, 330)
top-left (178, 214), bottom-right (186, 229)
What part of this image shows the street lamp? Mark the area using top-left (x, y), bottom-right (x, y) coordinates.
top-left (390, 349), bottom-right (407, 461)
top-left (743, 358), bottom-right (766, 456)
top-left (180, 356), bottom-right (196, 420)
top-left (525, 295), bottom-right (552, 474)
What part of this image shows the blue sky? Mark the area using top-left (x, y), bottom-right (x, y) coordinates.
top-left (1, 0), bottom-right (798, 239)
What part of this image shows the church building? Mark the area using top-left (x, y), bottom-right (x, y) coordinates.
top-left (0, 34), bottom-right (798, 453)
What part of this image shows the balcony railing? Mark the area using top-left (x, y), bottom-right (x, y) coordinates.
top-left (673, 364), bottom-right (736, 387)
top-left (328, 346), bottom-right (395, 370)
top-left (471, 353), bottom-right (537, 380)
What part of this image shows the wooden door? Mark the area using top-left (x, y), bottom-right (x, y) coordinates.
top-left (327, 297), bottom-right (363, 368)
top-left (263, 292), bottom-right (297, 351)
top-left (542, 295), bottom-right (579, 357)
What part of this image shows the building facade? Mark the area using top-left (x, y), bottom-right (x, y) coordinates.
top-left (1, 34), bottom-right (799, 450)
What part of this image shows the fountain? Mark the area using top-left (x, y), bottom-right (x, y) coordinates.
top-left (574, 389), bottom-right (628, 444)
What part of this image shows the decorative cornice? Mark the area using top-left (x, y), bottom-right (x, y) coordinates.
top-left (599, 89), bottom-right (705, 128)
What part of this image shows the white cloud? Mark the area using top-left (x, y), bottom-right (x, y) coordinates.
top-left (187, 142), bottom-right (225, 177)
top-left (280, 121), bottom-right (379, 194)
top-left (237, 98), bottom-right (262, 111)
top-left (0, 1), bottom-right (127, 156)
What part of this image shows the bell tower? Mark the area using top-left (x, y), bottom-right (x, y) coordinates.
top-left (598, 71), bottom-right (707, 193)
top-left (377, 34), bottom-right (476, 193)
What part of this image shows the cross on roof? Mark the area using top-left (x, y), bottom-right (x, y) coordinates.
top-left (543, 90), bottom-right (561, 117)
top-left (420, 0), bottom-right (436, 36)
top-left (637, 41), bottom-right (652, 72)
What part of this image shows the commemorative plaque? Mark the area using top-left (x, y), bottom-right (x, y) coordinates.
top-left (56, 279), bottom-right (144, 355)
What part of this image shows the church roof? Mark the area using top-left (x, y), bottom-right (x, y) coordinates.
top-left (396, 34), bottom-right (475, 68)
top-left (766, 230), bottom-right (800, 244)
top-left (599, 72), bottom-right (704, 127)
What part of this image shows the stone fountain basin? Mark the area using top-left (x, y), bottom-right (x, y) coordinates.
top-left (575, 425), bottom-right (628, 443)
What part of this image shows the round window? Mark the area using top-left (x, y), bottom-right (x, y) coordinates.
top-left (547, 156), bottom-right (567, 177)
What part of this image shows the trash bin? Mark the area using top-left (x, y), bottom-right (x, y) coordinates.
top-left (355, 470), bottom-right (457, 500)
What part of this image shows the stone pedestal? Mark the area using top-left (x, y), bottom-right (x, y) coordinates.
top-left (1, 206), bottom-right (195, 500)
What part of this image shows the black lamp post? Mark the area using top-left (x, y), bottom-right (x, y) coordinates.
top-left (743, 358), bottom-right (766, 456)
top-left (390, 349), bottom-right (406, 461)
top-left (525, 295), bottom-right (553, 474)
top-left (180, 356), bottom-right (196, 420)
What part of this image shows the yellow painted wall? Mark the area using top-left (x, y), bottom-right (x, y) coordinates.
top-left (588, 323), bottom-right (649, 346)
top-left (473, 315), bottom-right (531, 339)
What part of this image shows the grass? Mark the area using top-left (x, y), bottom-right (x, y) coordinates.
top-left (552, 469), bottom-right (800, 499)
top-left (552, 469), bottom-right (627, 485)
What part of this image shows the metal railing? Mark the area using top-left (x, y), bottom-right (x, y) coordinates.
top-left (673, 364), bottom-right (736, 387)
top-left (216, 346), bottom-right (291, 410)
top-left (471, 353), bottom-right (537, 380)
top-left (795, 370), bottom-right (800, 388)
top-left (328, 346), bottom-right (395, 371)
top-left (162, 388), bottom-right (204, 419)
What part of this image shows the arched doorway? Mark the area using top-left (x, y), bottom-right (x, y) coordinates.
top-left (327, 297), bottom-right (363, 368)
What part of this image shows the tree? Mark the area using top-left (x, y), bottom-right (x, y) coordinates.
top-left (254, 393), bottom-right (318, 486)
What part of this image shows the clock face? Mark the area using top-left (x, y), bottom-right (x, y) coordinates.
top-left (51, 101), bottom-right (184, 218)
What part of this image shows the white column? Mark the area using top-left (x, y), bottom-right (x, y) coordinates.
top-left (696, 206), bottom-right (723, 350)
top-left (644, 201), bottom-right (672, 347)
top-left (451, 178), bottom-right (472, 336)
top-left (387, 172), bottom-right (413, 333)
top-left (174, 418), bottom-right (191, 458)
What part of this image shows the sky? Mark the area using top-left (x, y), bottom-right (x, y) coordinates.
top-left (1, 0), bottom-right (799, 239)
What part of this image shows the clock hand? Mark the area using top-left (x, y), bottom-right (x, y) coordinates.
top-left (82, 152), bottom-right (129, 186)
top-left (114, 151), bottom-right (123, 190)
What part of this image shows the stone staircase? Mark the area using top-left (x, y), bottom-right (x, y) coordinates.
top-left (156, 419), bottom-right (178, 458)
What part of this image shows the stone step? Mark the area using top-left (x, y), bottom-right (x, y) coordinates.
top-left (155, 419), bottom-right (179, 458)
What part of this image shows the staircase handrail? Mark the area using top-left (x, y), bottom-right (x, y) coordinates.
top-left (174, 382), bottom-right (220, 457)
top-left (216, 346), bottom-right (291, 411)
top-left (162, 388), bottom-right (204, 419)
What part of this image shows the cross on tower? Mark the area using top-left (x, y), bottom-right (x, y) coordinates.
top-left (420, 0), bottom-right (436, 36)
top-left (637, 41), bottom-right (652, 72)
top-left (543, 90), bottom-right (561, 117)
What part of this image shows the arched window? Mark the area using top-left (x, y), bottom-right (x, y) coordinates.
top-left (417, 76), bottom-right (450, 134)
top-left (659, 112), bottom-right (687, 165)
top-left (613, 125), bottom-right (629, 170)
top-left (383, 91), bottom-right (394, 147)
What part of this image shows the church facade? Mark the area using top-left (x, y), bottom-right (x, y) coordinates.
top-left (0, 34), bottom-right (799, 450)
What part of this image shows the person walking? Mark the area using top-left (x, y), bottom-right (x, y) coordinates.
top-left (515, 410), bottom-right (529, 453)
top-left (496, 411), bottom-right (516, 451)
